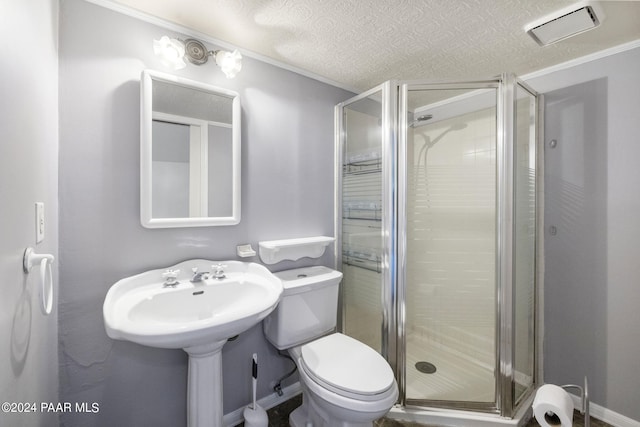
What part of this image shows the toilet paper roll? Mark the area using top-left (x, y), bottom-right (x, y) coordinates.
top-left (533, 384), bottom-right (574, 427)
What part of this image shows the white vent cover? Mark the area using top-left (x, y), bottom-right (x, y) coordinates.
top-left (525, 2), bottom-right (604, 46)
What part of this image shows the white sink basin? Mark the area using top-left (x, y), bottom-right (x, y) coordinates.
top-left (103, 260), bottom-right (283, 349)
top-left (104, 260), bottom-right (283, 427)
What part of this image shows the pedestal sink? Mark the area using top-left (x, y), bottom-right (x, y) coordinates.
top-left (103, 260), bottom-right (283, 427)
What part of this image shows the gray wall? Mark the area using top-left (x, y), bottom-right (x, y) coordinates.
top-left (58, 0), bottom-right (353, 426)
top-left (0, 0), bottom-right (60, 426)
top-left (527, 46), bottom-right (640, 421)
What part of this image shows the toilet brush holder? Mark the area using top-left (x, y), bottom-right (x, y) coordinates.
top-left (243, 353), bottom-right (268, 427)
top-left (243, 404), bottom-right (268, 427)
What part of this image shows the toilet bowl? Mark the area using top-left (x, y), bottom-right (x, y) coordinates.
top-left (263, 266), bottom-right (398, 427)
top-left (290, 333), bottom-right (398, 427)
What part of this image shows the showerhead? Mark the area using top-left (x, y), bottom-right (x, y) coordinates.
top-left (414, 118), bottom-right (468, 171)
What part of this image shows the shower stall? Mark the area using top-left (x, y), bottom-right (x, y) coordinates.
top-left (335, 75), bottom-right (540, 423)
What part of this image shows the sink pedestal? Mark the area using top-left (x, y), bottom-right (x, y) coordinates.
top-left (185, 340), bottom-right (227, 427)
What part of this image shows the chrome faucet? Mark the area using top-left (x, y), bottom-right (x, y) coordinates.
top-left (212, 264), bottom-right (226, 280)
top-left (190, 267), bottom-right (209, 283)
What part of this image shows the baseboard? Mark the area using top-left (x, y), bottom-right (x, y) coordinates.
top-left (223, 382), bottom-right (302, 427)
top-left (568, 394), bottom-right (640, 427)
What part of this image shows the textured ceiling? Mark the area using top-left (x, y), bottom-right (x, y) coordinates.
top-left (110, 0), bottom-right (640, 92)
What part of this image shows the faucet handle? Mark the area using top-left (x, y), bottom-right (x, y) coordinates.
top-left (211, 263), bottom-right (227, 279)
top-left (162, 269), bottom-right (180, 286)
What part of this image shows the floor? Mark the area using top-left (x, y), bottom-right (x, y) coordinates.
top-left (404, 325), bottom-right (495, 402)
top-left (258, 394), bottom-right (611, 427)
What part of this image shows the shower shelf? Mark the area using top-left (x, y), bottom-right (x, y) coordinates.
top-left (343, 158), bottom-right (381, 175)
top-left (343, 215), bottom-right (382, 222)
top-left (342, 206), bottom-right (382, 221)
top-left (342, 250), bottom-right (381, 273)
top-left (342, 256), bottom-right (381, 273)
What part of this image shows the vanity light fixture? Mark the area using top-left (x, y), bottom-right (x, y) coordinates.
top-left (153, 36), bottom-right (243, 78)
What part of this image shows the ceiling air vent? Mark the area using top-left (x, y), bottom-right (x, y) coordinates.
top-left (525, 2), bottom-right (603, 46)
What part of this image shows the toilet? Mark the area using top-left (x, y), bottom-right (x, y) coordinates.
top-left (263, 266), bottom-right (398, 427)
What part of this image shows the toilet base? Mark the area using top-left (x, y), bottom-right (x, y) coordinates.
top-left (289, 404), bottom-right (308, 427)
top-left (289, 402), bottom-right (374, 427)
top-left (288, 388), bottom-right (376, 427)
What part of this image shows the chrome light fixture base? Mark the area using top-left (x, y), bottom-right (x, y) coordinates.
top-left (184, 38), bottom-right (212, 65)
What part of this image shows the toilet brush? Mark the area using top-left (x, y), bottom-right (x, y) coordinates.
top-left (243, 353), bottom-right (268, 427)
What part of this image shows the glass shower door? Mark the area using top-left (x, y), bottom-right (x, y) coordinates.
top-left (512, 82), bottom-right (538, 406)
top-left (336, 82), bottom-right (396, 362)
top-left (398, 81), bottom-right (500, 410)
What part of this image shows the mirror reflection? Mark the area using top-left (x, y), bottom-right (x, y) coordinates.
top-left (141, 70), bottom-right (241, 228)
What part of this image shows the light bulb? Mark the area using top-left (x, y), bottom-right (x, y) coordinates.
top-left (215, 49), bottom-right (242, 79)
top-left (153, 36), bottom-right (186, 70)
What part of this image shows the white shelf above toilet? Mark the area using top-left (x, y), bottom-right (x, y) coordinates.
top-left (258, 236), bottom-right (335, 264)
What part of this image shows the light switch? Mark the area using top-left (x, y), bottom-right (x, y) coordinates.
top-left (36, 202), bottom-right (45, 243)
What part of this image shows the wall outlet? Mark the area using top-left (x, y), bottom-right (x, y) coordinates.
top-left (36, 202), bottom-right (45, 243)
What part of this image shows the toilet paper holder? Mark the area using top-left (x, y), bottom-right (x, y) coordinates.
top-left (558, 376), bottom-right (589, 427)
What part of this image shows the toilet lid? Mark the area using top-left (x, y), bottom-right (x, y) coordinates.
top-left (300, 333), bottom-right (395, 396)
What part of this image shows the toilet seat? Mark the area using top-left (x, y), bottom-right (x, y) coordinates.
top-left (299, 333), bottom-right (395, 401)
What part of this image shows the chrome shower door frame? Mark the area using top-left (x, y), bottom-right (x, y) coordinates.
top-left (335, 81), bottom-right (398, 368)
top-left (396, 75), bottom-right (538, 417)
top-left (335, 75), bottom-right (540, 419)
top-left (511, 77), bottom-right (542, 412)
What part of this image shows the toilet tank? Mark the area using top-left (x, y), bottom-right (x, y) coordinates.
top-left (263, 266), bottom-right (342, 350)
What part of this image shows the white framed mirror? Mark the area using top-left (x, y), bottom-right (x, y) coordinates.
top-left (140, 70), bottom-right (241, 228)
